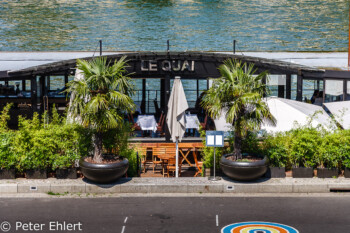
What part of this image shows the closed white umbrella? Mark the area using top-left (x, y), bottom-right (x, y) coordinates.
top-left (261, 97), bottom-right (335, 133)
top-left (324, 101), bottom-right (350, 129)
top-left (166, 76), bottom-right (189, 177)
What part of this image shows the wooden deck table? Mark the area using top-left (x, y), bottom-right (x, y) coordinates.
top-left (135, 142), bottom-right (204, 177)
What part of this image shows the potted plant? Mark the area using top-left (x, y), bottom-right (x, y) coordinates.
top-left (20, 151), bottom-right (48, 179)
top-left (0, 104), bottom-right (16, 179)
top-left (344, 157), bottom-right (350, 178)
top-left (52, 150), bottom-right (79, 179)
top-left (0, 132), bottom-right (16, 179)
top-left (290, 128), bottom-right (319, 178)
top-left (263, 133), bottom-right (290, 178)
top-left (14, 114), bottom-right (50, 179)
top-left (66, 56), bottom-right (135, 183)
top-left (316, 133), bottom-right (340, 178)
top-left (201, 59), bottom-right (276, 181)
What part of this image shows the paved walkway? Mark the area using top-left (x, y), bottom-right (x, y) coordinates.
top-left (1, 177), bottom-right (350, 194)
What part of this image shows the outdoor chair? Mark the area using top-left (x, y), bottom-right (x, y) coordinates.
top-left (156, 111), bottom-right (166, 136)
top-left (128, 114), bottom-right (142, 132)
top-left (165, 147), bottom-right (182, 177)
top-left (152, 147), bottom-right (166, 174)
top-left (135, 147), bottom-right (149, 173)
top-left (166, 157), bottom-right (182, 177)
top-left (153, 98), bottom-right (162, 118)
top-left (194, 149), bottom-right (203, 177)
top-left (200, 115), bottom-right (208, 130)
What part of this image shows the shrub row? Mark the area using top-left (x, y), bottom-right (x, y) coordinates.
top-left (0, 111), bottom-right (82, 173)
top-left (262, 127), bottom-right (350, 170)
top-left (0, 104), bottom-right (138, 177)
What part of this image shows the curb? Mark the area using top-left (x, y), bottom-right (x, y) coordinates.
top-left (1, 177), bottom-right (350, 194)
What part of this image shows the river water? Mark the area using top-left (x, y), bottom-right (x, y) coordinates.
top-left (0, 0), bottom-right (348, 52)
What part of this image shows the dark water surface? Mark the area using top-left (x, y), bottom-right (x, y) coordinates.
top-left (0, 0), bottom-right (348, 51)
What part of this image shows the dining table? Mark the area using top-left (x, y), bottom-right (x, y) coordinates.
top-left (185, 114), bottom-right (200, 130)
top-left (136, 115), bottom-right (158, 132)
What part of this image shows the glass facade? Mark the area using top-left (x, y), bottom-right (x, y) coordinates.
top-left (302, 79), bottom-right (324, 104)
top-left (347, 81), bottom-right (350, 101)
top-left (267, 75), bottom-right (286, 98)
top-left (325, 80), bottom-right (344, 103)
top-left (170, 79), bottom-right (208, 109)
top-left (131, 78), bottom-right (161, 114)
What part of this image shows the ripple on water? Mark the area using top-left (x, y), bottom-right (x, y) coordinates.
top-left (0, 0), bottom-right (348, 51)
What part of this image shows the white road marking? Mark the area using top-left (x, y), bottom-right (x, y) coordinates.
top-left (216, 215), bottom-right (219, 227)
top-left (124, 217), bottom-right (128, 224)
top-left (121, 225), bottom-right (126, 233)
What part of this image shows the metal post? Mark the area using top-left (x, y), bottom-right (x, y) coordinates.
top-left (136, 152), bottom-right (140, 177)
top-left (286, 74), bottom-right (291, 99)
top-left (209, 147), bottom-right (221, 181)
top-left (213, 147), bottom-right (216, 179)
top-left (167, 40), bottom-right (170, 52)
top-left (99, 40), bottom-right (102, 56)
top-left (176, 137), bottom-right (179, 178)
top-left (296, 75), bottom-right (303, 101)
top-left (233, 40), bottom-right (236, 54)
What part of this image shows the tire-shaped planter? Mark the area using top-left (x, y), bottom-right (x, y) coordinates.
top-left (79, 157), bottom-right (129, 184)
top-left (220, 153), bottom-right (268, 181)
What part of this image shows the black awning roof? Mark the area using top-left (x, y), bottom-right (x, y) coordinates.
top-left (7, 52), bottom-right (325, 78)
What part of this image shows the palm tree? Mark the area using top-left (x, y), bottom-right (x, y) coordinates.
top-left (66, 56), bottom-right (135, 163)
top-left (201, 59), bottom-right (275, 159)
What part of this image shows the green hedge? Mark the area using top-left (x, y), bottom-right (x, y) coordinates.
top-left (0, 104), bottom-right (137, 176)
top-left (201, 125), bottom-right (350, 170)
top-left (262, 127), bottom-right (350, 169)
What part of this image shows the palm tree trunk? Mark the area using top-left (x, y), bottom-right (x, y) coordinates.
top-left (93, 132), bottom-right (103, 163)
top-left (234, 129), bottom-right (242, 160)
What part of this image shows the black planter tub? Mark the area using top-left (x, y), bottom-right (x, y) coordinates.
top-left (345, 168), bottom-right (350, 178)
top-left (25, 169), bottom-right (47, 179)
top-left (0, 169), bottom-right (16, 179)
top-left (79, 157), bottom-right (129, 184)
top-left (317, 168), bottom-right (338, 178)
top-left (220, 154), bottom-right (268, 181)
top-left (56, 168), bottom-right (77, 179)
top-left (265, 167), bottom-right (286, 178)
top-left (292, 167), bottom-right (314, 178)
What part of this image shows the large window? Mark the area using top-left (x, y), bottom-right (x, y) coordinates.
top-left (267, 75), bottom-right (286, 98)
top-left (131, 78), bottom-right (161, 114)
top-left (302, 79), bottom-right (323, 104)
top-left (325, 80), bottom-right (343, 103)
top-left (47, 76), bottom-right (66, 97)
top-left (170, 79), bottom-right (208, 109)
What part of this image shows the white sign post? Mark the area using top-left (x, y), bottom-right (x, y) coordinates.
top-left (206, 131), bottom-right (224, 181)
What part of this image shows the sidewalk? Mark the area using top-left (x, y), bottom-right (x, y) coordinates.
top-left (1, 177), bottom-right (350, 195)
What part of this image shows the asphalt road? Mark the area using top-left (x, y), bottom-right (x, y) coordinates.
top-left (0, 195), bottom-right (349, 233)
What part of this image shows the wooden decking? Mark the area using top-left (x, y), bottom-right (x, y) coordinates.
top-left (130, 142), bottom-right (204, 177)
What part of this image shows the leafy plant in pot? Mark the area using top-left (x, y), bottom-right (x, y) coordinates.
top-left (316, 133), bottom-right (342, 178)
top-left (201, 59), bottom-right (276, 181)
top-left (15, 114), bottom-right (50, 179)
top-left (66, 56), bottom-right (135, 184)
top-left (290, 128), bottom-right (319, 178)
top-left (343, 156), bottom-right (350, 178)
top-left (0, 104), bottom-right (16, 179)
top-left (52, 150), bottom-right (79, 179)
top-left (262, 133), bottom-right (291, 178)
top-left (0, 132), bottom-right (16, 179)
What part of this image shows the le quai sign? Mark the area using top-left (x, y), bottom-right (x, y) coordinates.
top-left (141, 60), bottom-right (195, 72)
